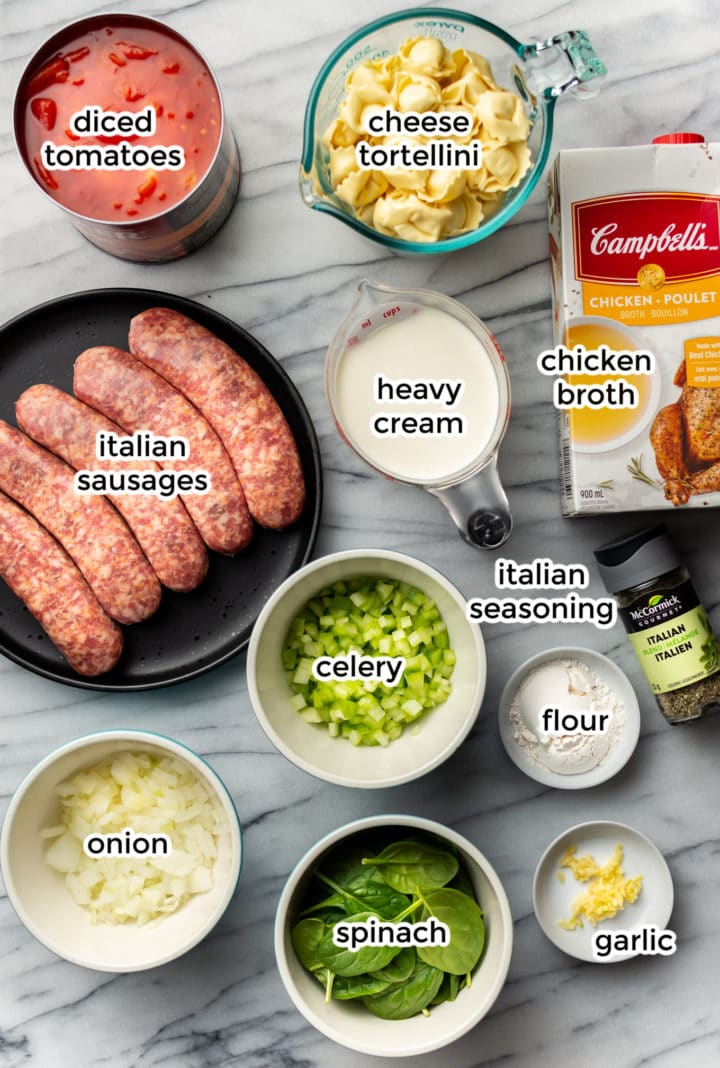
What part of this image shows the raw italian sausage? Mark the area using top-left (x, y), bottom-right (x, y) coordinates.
top-left (0, 420), bottom-right (161, 624)
top-left (16, 384), bottom-right (209, 593)
top-left (74, 347), bottom-right (252, 555)
top-left (129, 307), bottom-right (305, 529)
top-left (0, 491), bottom-right (123, 676)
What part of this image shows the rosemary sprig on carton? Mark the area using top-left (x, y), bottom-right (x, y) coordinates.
top-left (627, 455), bottom-right (662, 489)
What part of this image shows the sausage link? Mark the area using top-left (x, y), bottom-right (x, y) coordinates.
top-left (74, 347), bottom-right (252, 555)
top-left (0, 491), bottom-right (123, 676)
top-left (129, 307), bottom-right (305, 529)
top-left (16, 384), bottom-right (209, 593)
top-left (0, 420), bottom-right (161, 624)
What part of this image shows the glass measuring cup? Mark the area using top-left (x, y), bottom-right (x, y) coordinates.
top-left (301, 9), bottom-right (605, 253)
top-left (326, 281), bottom-right (513, 549)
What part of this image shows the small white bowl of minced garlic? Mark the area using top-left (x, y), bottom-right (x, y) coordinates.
top-left (533, 820), bottom-right (674, 963)
top-left (0, 730), bottom-right (242, 971)
top-left (498, 647), bottom-right (640, 789)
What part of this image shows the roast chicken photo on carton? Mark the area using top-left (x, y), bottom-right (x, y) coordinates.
top-left (650, 359), bottom-right (720, 506)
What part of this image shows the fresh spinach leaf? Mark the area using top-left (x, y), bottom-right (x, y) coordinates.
top-left (316, 869), bottom-right (410, 919)
top-left (309, 966), bottom-right (336, 1002)
top-left (430, 971), bottom-right (460, 1006)
top-left (291, 917), bottom-right (326, 972)
top-left (370, 946), bottom-right (416, 984)
top-left (317, 911), bottom-right (401, 977)
top-left (416, 888), bottom-right (485, 974)
top-left (448, 862), bottom-right (476, 901)
top-left (363, 961), bottom-right (444, 1020)
top-left (298, 892), bottom-right (345, 917)
top-left (361, 840), bottom-right (458, 893)
top-left (331, 973), bottom-right (392, 1000)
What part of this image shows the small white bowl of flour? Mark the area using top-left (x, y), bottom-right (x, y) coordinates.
top-left (498, 648), bottom-right (641, 789)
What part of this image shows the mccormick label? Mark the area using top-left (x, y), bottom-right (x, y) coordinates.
top-left (620, 579), bottom-right (720, 694)
top-left (547, 143), bottom-right (720, 516)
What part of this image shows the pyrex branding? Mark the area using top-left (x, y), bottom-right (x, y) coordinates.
top-left (573, 193), bottom-right (720, 283)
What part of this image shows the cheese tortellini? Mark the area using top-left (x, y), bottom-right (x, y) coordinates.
top-left (322, 37), bottom-right (532, 243)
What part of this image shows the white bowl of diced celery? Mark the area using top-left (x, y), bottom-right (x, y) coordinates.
top-left (246, 549), bottom-right (486, 788)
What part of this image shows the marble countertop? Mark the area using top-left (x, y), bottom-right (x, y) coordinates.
top-left (1, 0), bottom-right (719, 1065)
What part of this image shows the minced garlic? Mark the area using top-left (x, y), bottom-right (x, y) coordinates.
top-left (558, 843), bottom-right (642, 930)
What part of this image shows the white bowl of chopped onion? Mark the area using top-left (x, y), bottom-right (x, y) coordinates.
top-left (247, 549), bottom-right (486, 788)
top-left (0, 730), bottom-right (242, 971)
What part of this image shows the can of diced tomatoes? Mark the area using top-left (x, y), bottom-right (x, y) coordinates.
top-left (14, 13), bottom-right (240, 262)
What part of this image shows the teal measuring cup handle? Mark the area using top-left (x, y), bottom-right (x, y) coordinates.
top-left (519, 29), bottom-right (607, 99)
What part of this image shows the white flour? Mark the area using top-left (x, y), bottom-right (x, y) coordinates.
top-left (509, 658), bottom-right (625, 774)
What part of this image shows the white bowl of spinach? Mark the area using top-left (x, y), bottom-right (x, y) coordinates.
top-left (275, 815), bottom-right (513, 1056)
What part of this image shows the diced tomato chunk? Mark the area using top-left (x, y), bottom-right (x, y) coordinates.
top-left (33, 155), bottom-right (58, 189)
top-left (65, 46), bottom-right (90, 63)
top-left (116, 41), bottom-right (158, 60)
top-left (135, 173), bottom-right (157, 202)
top-left (162, 61), bottom-right (180, 74)
top-left (25, 56), bottom-right (69, 98)
top-left (122, 83), bottom-right (145, 102)
top-left (31, 98), bottom-right (57, 131)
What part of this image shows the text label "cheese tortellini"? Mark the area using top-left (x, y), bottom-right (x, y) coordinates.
top-left (321, 36), bottom-right (532, 242)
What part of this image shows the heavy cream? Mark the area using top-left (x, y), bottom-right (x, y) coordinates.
top-left (333, 306), bottom-right (501, 483)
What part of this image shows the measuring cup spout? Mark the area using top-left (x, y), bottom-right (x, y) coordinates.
top-left (429, 457), bottom-right (512, 550)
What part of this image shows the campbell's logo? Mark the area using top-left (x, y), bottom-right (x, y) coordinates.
top-left (573, 193), bottom-right (720, 284)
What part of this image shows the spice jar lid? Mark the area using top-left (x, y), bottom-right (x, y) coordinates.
top-left (594, 525), bottom-right (681, 593)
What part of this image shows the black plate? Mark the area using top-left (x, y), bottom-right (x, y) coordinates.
top-left (0, 288), bottom-right (322, 691)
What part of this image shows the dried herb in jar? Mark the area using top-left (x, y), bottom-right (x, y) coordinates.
top-left (595, 525), bottom-right (720, 724)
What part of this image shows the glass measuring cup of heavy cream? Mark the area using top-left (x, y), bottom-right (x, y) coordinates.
top-left (326, 281), bottom-right (512, 548)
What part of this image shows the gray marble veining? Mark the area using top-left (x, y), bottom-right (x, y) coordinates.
top-left (1, 0), bottom-right (719, 1065)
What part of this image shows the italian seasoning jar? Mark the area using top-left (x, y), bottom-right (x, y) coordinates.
top-left (594, 525), bottom-right (720, 724)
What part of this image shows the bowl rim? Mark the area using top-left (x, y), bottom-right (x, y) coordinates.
top-left (532, 819), bottom-right (674, 964)
top-left (299, 5), bottom-right (555, 254)
top-left (246, 548), bottom-right (486, 788)
top-left (274, 813), bottom-right (514, 1057)
top-left (498, 646), bottom-right (641, 790)
top-left (0, 728), bottom-right (243, 972)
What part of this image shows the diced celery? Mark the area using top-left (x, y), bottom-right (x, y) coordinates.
top-left (282, 576), bottom-right (456, 747)
top-left (282, 648), bottom-right (298, 671)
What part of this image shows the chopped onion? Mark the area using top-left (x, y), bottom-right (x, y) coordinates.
top-left (42, 752), bottom-right (227, 926)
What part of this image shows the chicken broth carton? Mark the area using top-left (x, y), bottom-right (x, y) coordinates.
top-left (547, 139), bottom-right (720, 515)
